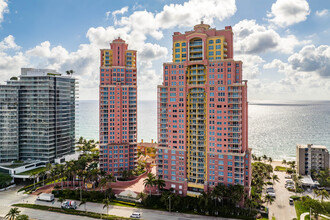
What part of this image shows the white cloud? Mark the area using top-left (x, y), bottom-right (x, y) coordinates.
top-left (112, 6), bottom-right (128, 16)
top-left (112, 6), bottom-right (128, 24)
top-left (0, 35), bottom-right (20, 51)
top-left (0, 0), bottom-right (9, 25)
top-left (236, 54), bottom-right (265, 79)
top-left (155, 0), bottom-right (236, 29)
top-left (267, 0), bottom-right (310, 27)
top-left (105, 11), bottom-right (111, 20)
top-left (233, 19), bottom-right (309, 54)
top-left (288, 45), bottom-right (330, 77)
top-left (0, 36), bottom-right (27, 82)
top-left (316, 9), bottom-right (329, 17)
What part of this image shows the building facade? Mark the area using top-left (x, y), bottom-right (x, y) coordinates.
top-left (0, 84), bottom-right (19, 163)
top-left (99, 38), bottom-right (137, 176)
top-left (297, 144), bottom-right (330, 175)
top-left (0, 68), bottom-right (76, 163)
top-left (157, 23), bottom-right (251, 196)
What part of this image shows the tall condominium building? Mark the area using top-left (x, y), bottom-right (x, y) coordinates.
top-left (157, 23), bottom-right (251, 196)
top-left (0, 68), bottom-right (76, 163)
top-left (99, 38), bottom-right (137, 175)
top-left (297, 144), bottom-right (329, 175)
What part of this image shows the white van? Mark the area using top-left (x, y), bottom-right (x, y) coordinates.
top-left (130, 212), bottom-right (141, 218)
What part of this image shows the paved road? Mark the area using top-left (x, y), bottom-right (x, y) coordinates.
top-left (267, 170), bottom-right (297, 220)
top-left (0, 185), bottom-right (235, 220)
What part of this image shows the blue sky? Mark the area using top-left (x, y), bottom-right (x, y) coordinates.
top-left (0, 0), bottom-right (329, 101)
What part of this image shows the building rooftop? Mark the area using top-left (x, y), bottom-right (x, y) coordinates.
top-left (20, 68), bottom-right (73, 78)
top-left (297, 144), bottom-right (328, 149)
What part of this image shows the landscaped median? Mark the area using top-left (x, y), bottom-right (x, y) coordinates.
top-left (12, 203), bottom-right (130, 220)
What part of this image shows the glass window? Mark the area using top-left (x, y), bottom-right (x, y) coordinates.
top-left (216, 39), bottom-right (221, 43)
top-left (209, 40), bottom-right (214, 44)
top-left (175, 43), bottom-right (180, 47)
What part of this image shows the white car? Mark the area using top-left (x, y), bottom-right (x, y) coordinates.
top-left (130, 212), bottom-right (141, 218)
top-left (267, 192), bottom-right (276, 198)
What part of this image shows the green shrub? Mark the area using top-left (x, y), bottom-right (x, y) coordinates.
top-left (12, 203), bottom-right (128, 219)
top-left (266, 182), bottom-right (273, 185)
top-left (113, 200), bottom-right (136, 206)
top-left (274, 166), bottom-right (286, 172)
top-left (290, 196), bottom-right (300, 201)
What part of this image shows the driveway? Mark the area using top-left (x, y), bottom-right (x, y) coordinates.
top-left (267, 165), bottom-right (297, 220)
top-left (1, 184), bottom-right (235, 220)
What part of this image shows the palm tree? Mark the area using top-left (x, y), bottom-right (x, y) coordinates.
top-left (16, 215), bottom-right (29, 220)
top-left (99, 177), bottom-right (107, 192)
top-left (318, 189), bottom-right (329, 202)
top-left (155, 176), bottom-right (166, 192)
top-left (313, 188), bottom-right (319, 199)
top-left (268, 157), bottom-right (273, 164)
top-left (38, 170), bottom-right (46, 186)
top-left (143, 173), bottom-right (156, 195)
top-left (282, 159), bottom-right (287, 172)
top-left (264, 194), bottom-right (275, 205)
top-left (262, 155), bottom-right (268, 162)
top-left (66, 70), bottom-right (74, 76)
top-left (292, 174), bottom-right (303, 194)
top-left (58, 197), bottom-right (65, 205)
top-left (102, 198), bottom-right (111, 215)
top-left (30, 171), bottom-right (39, 190)
top-left (5, 208), bottom-right (21, 220)
top-left (79, 199), bottom-right (87, 212)
top-left (271, 174), bottom-right (280, 184)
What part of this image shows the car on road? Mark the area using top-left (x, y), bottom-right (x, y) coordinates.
top-left (285, 175), bottom-right (291, 179)
top-left (286, 180), bottom-right (294, 184)
top-left (289, 198), bottom-right (294, 205)
top-left (130, 212), bottom-right (141, 218)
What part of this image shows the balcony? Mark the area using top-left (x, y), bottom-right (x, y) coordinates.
top-left (190, 54), bottom-right (203, 58)
top-left (190, 42), bottom-right (203, 47)
top-left (190, 48), bottom-right (202, 53)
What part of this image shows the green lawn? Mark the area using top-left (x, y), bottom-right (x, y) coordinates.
top-left (12, 203), bottom-right (129, 220)
top-left (295, 201), bottom-right (310, 220)
top-left (274, 166), bottom-right (286, 172)
top-left (16, 167), bottom-right (46, 176)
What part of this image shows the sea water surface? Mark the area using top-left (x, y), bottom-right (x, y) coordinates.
top-left (78, 100), bottom-right (330, 160)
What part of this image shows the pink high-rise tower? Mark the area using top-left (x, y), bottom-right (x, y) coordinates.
top-left (99, 38), bottom-right (137, 176)
top-left (157, 23), bottom-right (251, 196)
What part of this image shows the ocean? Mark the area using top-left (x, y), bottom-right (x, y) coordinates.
top-left (78, 100), bottom-right (330, 160)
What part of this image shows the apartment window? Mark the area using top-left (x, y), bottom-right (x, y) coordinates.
top-left (209, 40), bottom-right (214, 44)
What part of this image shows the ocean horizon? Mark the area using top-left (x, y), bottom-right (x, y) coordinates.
top-left (78, 100), bottom-right (330, 161)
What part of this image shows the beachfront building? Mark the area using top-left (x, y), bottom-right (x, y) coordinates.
top-left (297, 144), bottom-right (330, 175)
top-left (156, 23), bottom-right (251, 196)
top-left (99, 38), bottom-right (137, 176)
top-left (0, 68), bottom-right (77, 163)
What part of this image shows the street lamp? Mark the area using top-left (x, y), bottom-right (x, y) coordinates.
top-left (168, 195), bottom-right (171, 213)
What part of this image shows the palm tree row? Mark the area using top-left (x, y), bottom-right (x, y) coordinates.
top-left (29, 138), bottom-right (114, 195)
top-left (143, 173), bottom-right (166, 195)
top-left (252, 154), bottom-right (273, 164)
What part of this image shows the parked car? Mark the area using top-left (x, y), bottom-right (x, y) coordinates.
top-left (285, 175), bottom-right (291, 179)
top-left (266, 187), bottom-right (275, 193)
top-left (130, 212), bottom-right (141, 218)
top-left (285, 184), bottom-right (294, 189)
top-left (61, 201), bottom-right (77, 209)
top-left (286, 180), bottom-right (294, 184)
top-left (267, 192), bottom-right (276, 198)
top-left (289, 198), bottom-right (294, 205)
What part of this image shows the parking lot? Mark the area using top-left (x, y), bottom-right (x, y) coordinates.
top-left (267, 165), bottom-right (297, 220)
